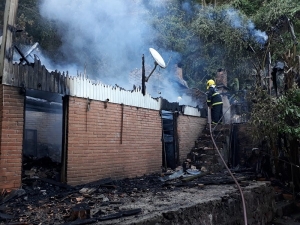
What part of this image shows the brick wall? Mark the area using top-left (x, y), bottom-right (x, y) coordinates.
top-left (25, 111), bottom-right (62, 146)
top-left (177, 114), bottom-right (207, 164)
top-left (0, 85), bottom-right (24, 190)
top-left (67, 97), bottom-right (162, 186)
top-left (0, 89), bottom-right (207, 189)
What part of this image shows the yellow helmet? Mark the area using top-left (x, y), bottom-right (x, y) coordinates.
top-left (206, 79), bottom-right (215, 89)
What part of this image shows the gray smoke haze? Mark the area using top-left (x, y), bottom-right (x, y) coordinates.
top-left (40, 1), bottom-right (151, 84)
top-left (38, 0), bottom-right (195, 105)
top-left (37, 1), bottom-right (267, 107)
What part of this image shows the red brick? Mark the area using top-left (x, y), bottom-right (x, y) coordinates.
top-left (67, 98), bottom-right (161, 185)
top-left (0, 85), bottom-right (24, 190)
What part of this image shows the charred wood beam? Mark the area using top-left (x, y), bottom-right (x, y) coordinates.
top-left (14, 45), bottom-right (31, 66)
top-left (0, 189), bottom-right (26, 205)
top-left (100, 201), bottom-right (123, 207)
top-left (6, 223), bottom-right (29, 225)
top-left (97, 208), bottom-right (142, 221)
top-left (39, 178), bottom-right (73, 189)
top-left (97, 212), bottom-right (123, 221)
top-left (61, 208), bottom-right (142, 225)
top-left (0, 212), bottom-right (14, 220)
top-left (60, 218), bottom-right (97, 225)
top-left (99, 184), bottom-right (117, 189)
top-left (121, 208), bottom-right (142, 217)
top-left (81, 178), bottom-right (113, 188)
top-left (181, 172), bottom-right (209, 182)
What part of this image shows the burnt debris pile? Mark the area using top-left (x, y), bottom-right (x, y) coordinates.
top-left (0, 170), bottom-right (256, 225)
top-left (23, 156), bottom-right (61, 182)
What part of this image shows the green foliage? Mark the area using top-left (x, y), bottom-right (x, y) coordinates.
top-left (191, 5), bottom-right (255, 74)
top-left (232, 0), bottom-right (265, 16)
top-left (1, 0), bottom-right (300, 90)
top-left (251, 0), bottom-right (300, 61)
top-left (16, 0), bottom-right (61, 60)
top-left (253, 0), bottom-right (300, 29)
top-left (250, 87), bottom-right (300, 141)
top-left (150, 2), bottom-right (260, 90)
top-left (151, 2), bottom-right (192, 53)
top-left (0, 1), bottom-right (5, 30)
top-left (0, 0), bottom-right (63, 60)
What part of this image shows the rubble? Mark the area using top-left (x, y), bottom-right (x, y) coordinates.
top-left (0, 169), bottom-right (274, 225)
top-left (0, 123), bottom-right (294, 224)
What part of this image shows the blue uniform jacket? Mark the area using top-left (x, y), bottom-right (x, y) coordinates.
top-left (207, 86), bottom-right (223, 107)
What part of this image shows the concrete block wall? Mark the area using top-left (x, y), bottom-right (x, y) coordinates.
top-left (67, 97), bottom-right (162, 186)
top-left (0, 85), bottom-right (24, 189)
top-left (177, 114), bottom-right (207, 164)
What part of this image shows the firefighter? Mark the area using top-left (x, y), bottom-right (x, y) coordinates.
top-left (206, 79), bottom-right (223, 124)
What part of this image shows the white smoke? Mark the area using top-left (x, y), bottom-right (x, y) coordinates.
top-left (39, 0), bottom-right (153, 88)
top-left (38, 0), bottom-right (189, 104)
top-left (226, 8), bottom-right (268, 44)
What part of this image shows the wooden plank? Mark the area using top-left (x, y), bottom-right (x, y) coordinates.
top-left (23, 64), bottom-right (28, 89)
top-left (11, 62), bottom-right (18, 86)
top-left (46, 70), bottom-right (51, 92)
top-left (60, 72), bottom-right (66, 94)
top-left (0, 0), bottom-right (19, 82)
top-left (0, 212), bottom-right (14, 220)
top-left (82, 178), bottom-right (113, 188)
top-left (60, 218), bottom-right (96, 225)
top-left (97, 212), bottom-right (123, 221)
top-left (55, 71), bottom-right (60, 93)
top-left (41, 65), bottom-right (47, 91)
top-left (121, 208), bottom-right (142, 217)
top-left (59, 71), bottom-right (64, 94)
top-left (65, 72), bottom-right (70, 95)
top-left (27, 65), bottom-right (34, 89)
top-left (39, 177), bottom-right (73, 189)
top-left (33, 58), bottom-right (39, 89)
top-left (49, 71), bottom-right (55, 92)
top-left (37, 60), bottom-right (43, 90)
top-left (17, 63), bottom-right (22, 87)
top-left (61, 72), bottom-right (66, 94)
top-left (181, 172), bottom-right (209, 182)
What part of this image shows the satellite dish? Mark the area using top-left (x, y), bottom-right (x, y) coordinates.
top-left (149, 48), bottom-right (166, 69)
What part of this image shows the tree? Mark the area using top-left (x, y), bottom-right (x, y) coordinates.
top-left (148, 1), bottom-right (266, 90)
top-left (0, 0), bottom-right (63, 62)
top-left (149, 0), bottom-right (300, 189)
top-left (247, 0), bottom-right (300, 189)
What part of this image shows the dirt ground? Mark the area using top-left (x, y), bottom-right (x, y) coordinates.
top-left (0, 170), bottom-right (261, 225)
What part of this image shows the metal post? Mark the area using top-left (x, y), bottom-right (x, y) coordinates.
top-left (142, 54), bottom-right (146, 96)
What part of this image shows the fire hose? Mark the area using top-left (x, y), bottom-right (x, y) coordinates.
top-left (208, 107), bottom-right (248, 225)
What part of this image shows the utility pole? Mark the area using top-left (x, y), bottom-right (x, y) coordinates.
top-left (0, 0), bottom-right (19, 83)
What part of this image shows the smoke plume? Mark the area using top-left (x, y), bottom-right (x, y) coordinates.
top-left (38, 0), bottom-right (194, 105)
top-left (225, 8), bottom-right (268, 44)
